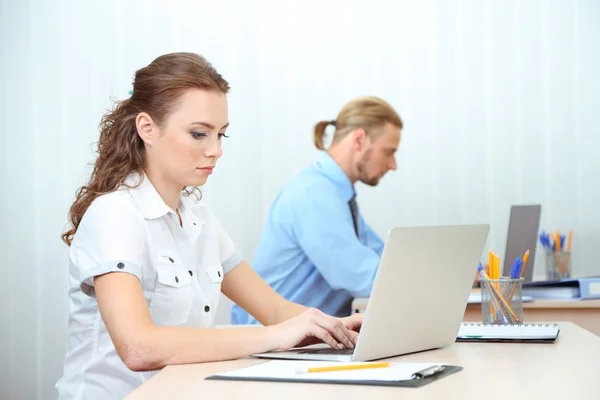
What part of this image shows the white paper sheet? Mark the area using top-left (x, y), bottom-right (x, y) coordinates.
top-left (215, 360), bottom-right (447, 382)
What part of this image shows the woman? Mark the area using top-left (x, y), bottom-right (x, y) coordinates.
top-left (56, 52), bottom-right (362, 399)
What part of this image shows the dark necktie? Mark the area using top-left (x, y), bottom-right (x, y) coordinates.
top-left (348, 195), bottom-right (359, 238)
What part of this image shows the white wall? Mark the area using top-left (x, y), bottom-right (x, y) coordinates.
top-left (1, 0), bottom-right (599, 398)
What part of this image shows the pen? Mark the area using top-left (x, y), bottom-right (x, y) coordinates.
top-left (509, 258), bottom-right (520, 279)
top-left (411, 365), bottom-right (446, 379)
top-left (479, 264), bottom-right (520, 324)
top-left (516, 259), bottom-right (523, 278)
top-left (503, 258), bottom-right (522, 299)
top-left (296, 362), bottom-right (390, 374)
top-left (478, 264), bottom-right (507, 323)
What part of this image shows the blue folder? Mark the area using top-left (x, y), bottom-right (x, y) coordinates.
top-left (522, 277), bottom-right (600, 300)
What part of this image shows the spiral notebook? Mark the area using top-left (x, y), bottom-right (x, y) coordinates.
top-left (456, 323), bottom-right (560, 343)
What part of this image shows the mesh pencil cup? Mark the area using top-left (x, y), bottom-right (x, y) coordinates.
top-left (480, 277), bottom-right (524, 325)
top-left (545, 251), bottom-right (571, 280)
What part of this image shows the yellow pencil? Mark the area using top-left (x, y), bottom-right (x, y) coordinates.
top-left (495, 253), bottom-right (501, 278)
top-left (296, 362), bottom-right (391, 374)
top-left (481, 268), bottom-right (520, 323)
top-left (556, 230), bottom-right (562, 275)
top-left (565, 230), bottom-right (573, 274)
top-left (487, 250), bottom-right (494, 318)
top-left (521, 249), bottom-right (530, 277)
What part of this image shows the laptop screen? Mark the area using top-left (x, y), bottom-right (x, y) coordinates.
top-left (503, 205), bottom-right (541, 282)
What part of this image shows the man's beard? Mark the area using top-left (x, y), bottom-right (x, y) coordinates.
top-left (356, 149), bottom-right (380, 186)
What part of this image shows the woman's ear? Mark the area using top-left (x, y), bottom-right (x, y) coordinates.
top-left (136, 112), bottom-right (157, 146)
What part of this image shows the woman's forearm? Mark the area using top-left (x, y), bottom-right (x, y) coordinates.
top-left (122, 324), bottom-right (280, 372)
top-left (267, 299), bottom-right (308, 326)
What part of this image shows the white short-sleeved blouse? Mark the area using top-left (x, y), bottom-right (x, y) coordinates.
top-left (56, 173), bottom-right (243, 399)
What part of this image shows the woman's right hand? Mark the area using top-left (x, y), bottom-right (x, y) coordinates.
top-left (269, 308), bottom-right (359, 351)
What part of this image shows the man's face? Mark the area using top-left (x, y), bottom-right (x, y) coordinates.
top-left (356, 123), bottom-right (401, 186)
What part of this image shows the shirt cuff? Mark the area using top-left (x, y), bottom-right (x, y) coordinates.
top-left (79, 260), bottom-right (142, 297)
top-left (222, 249), bottom-right (243, 274)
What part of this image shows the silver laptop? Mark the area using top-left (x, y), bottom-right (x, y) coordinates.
top-left (502, 205), bottom-right (541, 282)
top-left (253, 224), bottom-right (490, 362)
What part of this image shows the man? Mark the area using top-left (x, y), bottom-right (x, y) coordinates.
top-left (232, 96), bottom-right (403, 324)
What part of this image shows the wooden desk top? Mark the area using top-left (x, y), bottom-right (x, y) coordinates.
top-left (518, 299), bottom-right (600, 309)
top-left (352, 294), bottom-right (600, 311)
top-left (127, 322), bottom-right (600, 400)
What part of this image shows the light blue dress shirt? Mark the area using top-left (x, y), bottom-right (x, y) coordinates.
top-left (231, 152), bottom-right (384, 324)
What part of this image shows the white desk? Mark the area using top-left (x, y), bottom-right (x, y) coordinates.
top-left (353, 293), bottom-right (600, 336)
top-left (127, 322), bottom-right (600, 399)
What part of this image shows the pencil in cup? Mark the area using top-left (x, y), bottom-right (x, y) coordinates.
top-left (503, 253), bottom-right (525, 300)
top-left (483, 279), bottom-right (520, 325)
top-left (487, 251), bottom-right (501, 318)
top-left (481, 278), bottom-right (521, 325)
top-left (565, 230), bottom-right (573, 274)
top-left (545, 251), bottom-right (571, 280)
top-left (478, 265), bottom-right (522, 324)
top-left (540, 230), bottom-right (573, 279)
top-left (478, 265), bottom-right (508, 323)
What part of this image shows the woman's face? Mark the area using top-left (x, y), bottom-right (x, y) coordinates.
top-left (144, 89), bottom-right (229, 188)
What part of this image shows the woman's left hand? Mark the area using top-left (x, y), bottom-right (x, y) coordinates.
top-left (290, 312), bottom-right (364, 348)
top-left (340, 312), bottom-right (364, 333)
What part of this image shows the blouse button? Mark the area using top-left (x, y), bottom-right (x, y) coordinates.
top-left (204, 305), bottom-right (210, 312)
top-left (175, 276), bottom-right (179, 283)
top-left (117, 262), bottom-right (124, 269)
top-left (189, 270), bottom-right (193, 276)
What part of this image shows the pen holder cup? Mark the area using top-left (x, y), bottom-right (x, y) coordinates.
top-left (480, 278), bottom-right (524, 325)
top-left (545, 251), bottom-right (571, 280)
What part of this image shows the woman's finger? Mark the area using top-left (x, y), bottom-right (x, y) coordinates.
top-left (310, 326), bottom-right (341, 350)
top-left (316, 315), bottom-right (355, 349)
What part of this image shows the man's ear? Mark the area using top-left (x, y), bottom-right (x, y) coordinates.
top-left (352, 128), bottom-right (368, 152)
top-left (136, 112), bottom-right (157, 146)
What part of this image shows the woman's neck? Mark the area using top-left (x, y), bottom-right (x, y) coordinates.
top-left (143, 166), bottom-right (181, 212)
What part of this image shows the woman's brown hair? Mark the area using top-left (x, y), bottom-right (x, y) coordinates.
top-left (61, 52), bottom-right (230, 246)
top-left (313, 96), bottom-right (403, 150)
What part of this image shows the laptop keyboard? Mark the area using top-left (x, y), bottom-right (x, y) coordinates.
top-left (298, 347), bottom-right (355, 355)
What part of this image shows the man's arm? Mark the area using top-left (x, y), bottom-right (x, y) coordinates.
top-left (360, 216), bottom-right (385, 256)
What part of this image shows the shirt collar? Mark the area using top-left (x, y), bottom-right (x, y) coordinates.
top-left (316, 152), bottom-right (356, 202)
top-left (124, 173), bottom-right (176, 220)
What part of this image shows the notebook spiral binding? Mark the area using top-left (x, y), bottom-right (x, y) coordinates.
top-left (462, 323), bottom-right (559, 328)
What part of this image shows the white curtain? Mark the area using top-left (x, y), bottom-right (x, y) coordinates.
top-left (1, 0), bottom-right (599, 398)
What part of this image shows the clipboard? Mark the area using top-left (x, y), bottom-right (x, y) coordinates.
top-left (205, 361), bottom-right (463, 388)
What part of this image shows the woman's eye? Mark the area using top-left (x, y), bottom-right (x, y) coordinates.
top-left (218, 133), bottom-right (229, 140)
top-left (191, 132), bottom-right (207, 139)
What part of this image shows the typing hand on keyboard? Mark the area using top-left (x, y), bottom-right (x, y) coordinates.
top-left (271, 308), bottom-right (360, 351)
top-left (298, 347), bottom-right (355, 355)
